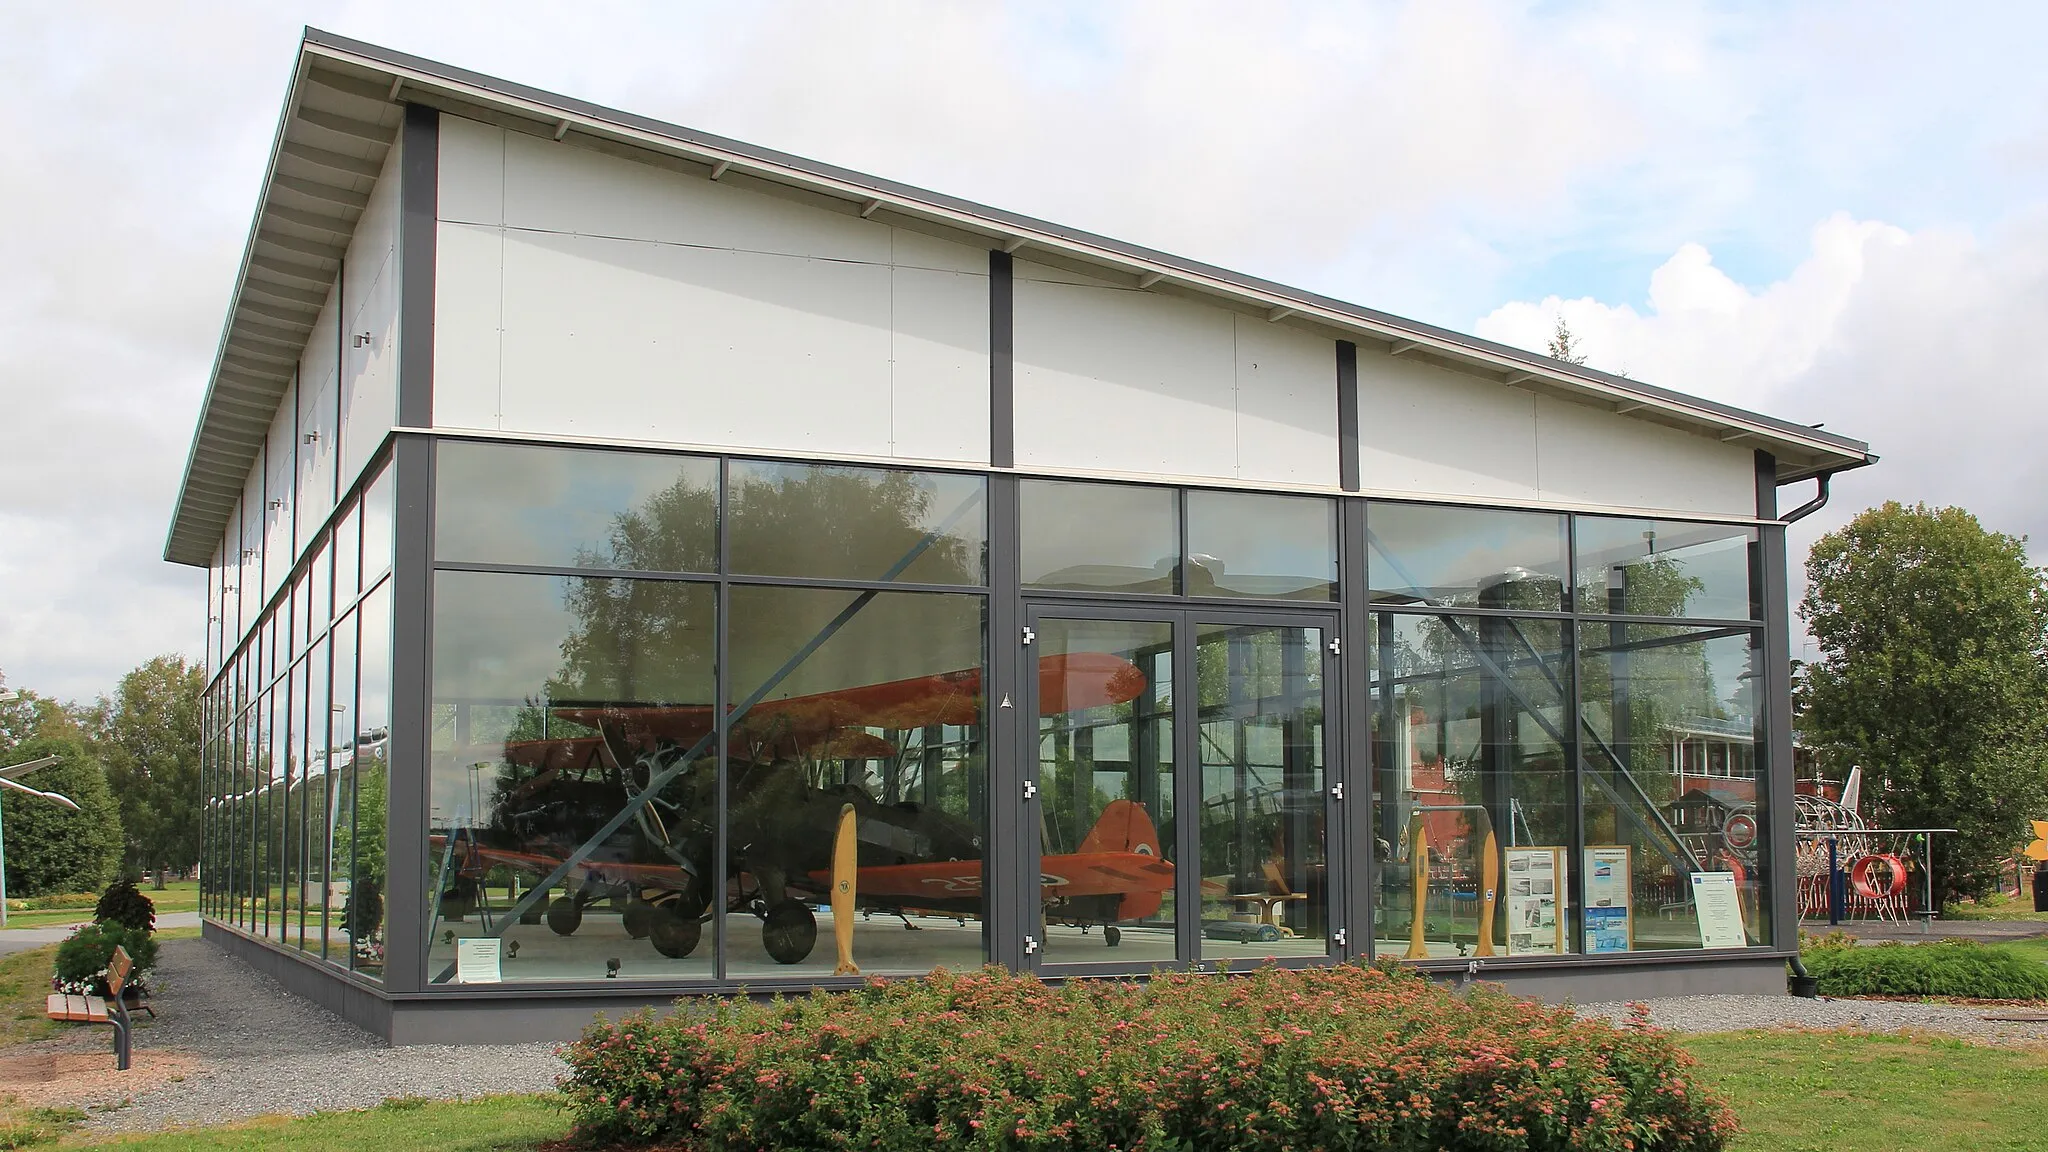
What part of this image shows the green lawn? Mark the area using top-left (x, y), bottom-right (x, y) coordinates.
top-left (1682, 1030), bottom-right (2048, 1152)
top-left (3, 884), bottom-right (200, 932)
top-left (69, 1096), bottom-right (567, 1149)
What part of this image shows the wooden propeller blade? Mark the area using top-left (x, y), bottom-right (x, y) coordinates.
top-left (831, 803), bottom-right (860, 976)
top-left (1476, 828), bottom-right (1499, 958)
top-left (1406, 814), bottom-right (1430, 959)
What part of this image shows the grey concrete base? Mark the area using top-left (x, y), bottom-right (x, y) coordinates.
top-left (204, 921), bottom-right (392, 1038)
top-left (1422, 952), bottom-right (1794, 1003)
top-left (204, 919), bottom-right (1794, 1044)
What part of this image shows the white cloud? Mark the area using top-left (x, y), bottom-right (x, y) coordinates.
top-left (1474, 209), bottom-right (2048, 661)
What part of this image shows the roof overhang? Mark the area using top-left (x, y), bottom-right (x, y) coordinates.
top-left (165, 28), bottom-right (1875, 566)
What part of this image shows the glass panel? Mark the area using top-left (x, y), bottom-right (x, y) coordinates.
top-left (283, 659), bottom-right (303, 948)
top-left (428, 570), bottom-right (717, 983)
top-left (1575, 517), bottom-right (1758, 621)
top-left (1034, 618), bottom-right (1177, 966)
top-left (263, 688), bottom-right (282, 939)
top-left (1186, 491), bottom-right (1337, 601)
top-left (1367, 503), bottom-right (1568, 611)
top-left (333, 500), bottom-right (361, 608)
top-left (352, 580), bottom-right (392, 977)
top-left (436, 441), bottom-right (719, 573)
top-left (326, 612), bottom-right (358, 965)
top-left (1195, 622), bottom-right (1328, 958)
top-left (725, 586), bottom-right (987, 978)
top-left (1371, 612), bottom-right (1577, 959)
top-left (1021, 481), bottom-right (1179, 595)
top-left (1578, 623), bottom-right (1768, 951)
top-left (302, 640), bottom-right (331, 951)
top-left (309, 537), bottom-right (332, 636)
top-left (729, 461), bottom-right (986, 585)
top-left (361, 462), bottom-right (394, 587)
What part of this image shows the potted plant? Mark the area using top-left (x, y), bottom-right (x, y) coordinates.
top-left (53, 922), bottom-right (158, 1003)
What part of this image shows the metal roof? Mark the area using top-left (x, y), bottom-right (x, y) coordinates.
top-left (165, 28), bottom-right (1875, 567)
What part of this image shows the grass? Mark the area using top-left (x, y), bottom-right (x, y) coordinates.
top-left (2, 885), bottom-right (199, 933)
top-left (65, 1095), bottom-right (567, 1149)
top-left (0, 944), bottom-right (63, 1049)
top-left (1943, 889), bottom-right (2048, 922)
top-left (1681, 1030), bottom-right (2048, 1151)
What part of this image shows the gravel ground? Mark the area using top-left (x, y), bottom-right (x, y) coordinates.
top-left (77, 937), bottom-right (568, 1135)
top-left (1576, 993), bottom-right (2048, 1045)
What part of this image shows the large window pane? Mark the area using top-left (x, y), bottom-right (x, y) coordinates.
top-left (436, 441), bottom-right (718, 573)
top-left (1578, 623), bottom-right (1768, 951)
top-left (1035, 618), bottom-right (1176, 966)
top-left (726, 586), bottom-right (987, 978)
top-left (730, 461), bottom-right (985, 586)
top-left (361, 461), bottom-right (394, 587)
top-left (326, 613), bottom-right (357, 965)
top-left (428, 570), bottom-right (716, 984)
top-left (1195, 622), bottom-right (1329, 959)
top-left (1371, 612), bottom-right (1577, 959)
top-left (1367, 503), bottom-right (1568, 611)
top-left (283, 659), bottom-right (304, 948)
top-left (1575, 517), bottom-right (1758, 621)
top-left (301, 638), bottom-right (331, 952)
top-left (352, 580), bottom-right (392, 977)
top-left (1186, 491), bottom-right (1337, 601)
top-left (1021, 480), bottom-right (1178, 594)
top-left (333, 499), bottom-right (361, 608)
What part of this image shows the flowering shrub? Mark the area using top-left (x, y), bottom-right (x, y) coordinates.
top-left (1802, 937), bottom-right (2048, 1000)
top-left (561, 963), bottom-right (1735, 1151)
top-left (53, 922), bottom-right (158, 997)
top-left (95, 879), bottom-right (157, 935)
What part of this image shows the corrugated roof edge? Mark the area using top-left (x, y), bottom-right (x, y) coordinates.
top-left (166, 28), bottom-right (1874, 566)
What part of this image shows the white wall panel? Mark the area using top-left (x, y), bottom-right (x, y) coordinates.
top-left (503, 130), bottom-right (888, 264)
top-left (295, 287), bottom-right (340, 545)
top-left (1015, 273), bottom-right (1237, 477)
top-left (495, 229), bottom-right (897, 455)
top-left (1534, 396), bottom-right (1756, 516)
top-left (338, 134), bottom-right (403, 493)
top-left (1356, 349), bottom-right (1541, 502)
top-left (888, 262), bottom-right (988, 462)
top-left (237, 483), bottom-right (260, 645)
top-left (433, 116), bottom-right (990, 465)
top-left (432, 221), bottom-right (504, 431)
top-left (437, 114), bottom-right (504, 227)
top-left (1231, 316), bottom-right (1339, 488)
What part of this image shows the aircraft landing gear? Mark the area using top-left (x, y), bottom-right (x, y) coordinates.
top-left (649, 907), bottom-right (702, 959)
top-left (622, 898), bottom-right (655, 940)
top-left (762, 899), bottom-right (817, 965)
top-left (546, 896), bottom-right (583, 937)
top-left (1104, 925), bottom-right (1121, 947)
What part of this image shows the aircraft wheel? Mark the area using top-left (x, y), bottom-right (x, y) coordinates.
top-left (762, 899), bottom-right (817, 965)
top-left (622, 899), bottom-right (655, 940)
top-left (650, 910), bottom-right (702, 959)
top-left (1256, 924), bottom-right (1281, 943)
top-left (1104, 925), bottom-right (1121, 948)
top-left (546, 896), bottom-right (583, 937)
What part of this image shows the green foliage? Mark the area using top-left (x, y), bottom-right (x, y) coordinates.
top-left (562, 963), bottom-right (1735, 1151)
top-left (0, 734), bottom-right (123, 898)
top-left (1799, 502), bottom-right (2048, 901)
top-left (94, 877), bottom-right (156, 934)
top-left (80, 655), bottom-right (205, 881)
top-left (1800, 937), bottom-right (2048, 1000)
top-left (52, 921), bottom-right (157, 996)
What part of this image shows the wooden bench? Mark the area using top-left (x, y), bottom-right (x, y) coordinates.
top-left (44, 993), bottom-right (110, 1022)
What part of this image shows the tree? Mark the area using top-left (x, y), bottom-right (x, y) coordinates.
top-left (1547, 315), bottom-right (1589, 365)
top-left (83, 655), bottom-right (204, 887)
top-left (0, 681), bottom-right (125, 896)
top-left (1800, 502), bottom-right (2048, 901)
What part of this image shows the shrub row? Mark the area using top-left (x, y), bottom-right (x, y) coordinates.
top-left (561, 963), bottom-right (1735, 1152)
top-left (1802, 937), bottom-right (2048, 1000)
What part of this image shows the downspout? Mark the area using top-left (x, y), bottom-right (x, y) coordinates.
top-left (1779, 467), bottom-right (1834, 994)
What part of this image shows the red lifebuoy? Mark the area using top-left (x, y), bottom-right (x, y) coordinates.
top-left (1850, 854), bottom-right (1908, 899)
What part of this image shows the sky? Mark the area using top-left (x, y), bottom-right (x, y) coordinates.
top-left (2, 0), bottom-right (2046, 702)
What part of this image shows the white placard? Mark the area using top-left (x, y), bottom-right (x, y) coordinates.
top-left (455, 937), bottom-right (503, 984)
top-left (1583, 847), bottom-right (1633, 954)
top-left (1504, 847), bottom-right (1566, 956)
top-left (1690, 871), bottom-right (1749, 949)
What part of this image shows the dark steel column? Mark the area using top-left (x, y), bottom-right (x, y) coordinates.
top-left (989, 252), bottom-right (1014, 470)
top-left (1339, 498), bottom-right (1373, 959)
top-left (986, 474), bottom-right (1023, 969)
top-left (1756, 451), bottom-right (1798, 948)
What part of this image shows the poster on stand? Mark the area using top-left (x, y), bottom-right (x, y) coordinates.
top-left (1504, 847), bottom-right (1567, 955)
top-left (1583, 846), bottom-right (1633, 953)
top-left (1690, 871), bottom-right (1749, 949)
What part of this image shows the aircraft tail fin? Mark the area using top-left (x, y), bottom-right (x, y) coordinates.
top-left (1078, 799), bottom-right (1161, 858)
top-left (1841, 766), bottom-right (1863, 815)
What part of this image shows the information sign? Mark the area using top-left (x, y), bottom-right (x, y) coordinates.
top-left (1582, 847), bottom-right (1633, 954)
top-left (455, 937), bottom-right (503, 984)
top-left (1504, 847), bottom-right (1567, 955)
top-left (1690, 871), bottom-right (1749, 949)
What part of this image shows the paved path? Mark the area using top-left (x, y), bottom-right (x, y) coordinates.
top-left (1801, 917), bottom-right (2048, 943)
top-left (0, 911), bottom-right (200, 957)
top-left (81, 935), bottom-right (565, 1134)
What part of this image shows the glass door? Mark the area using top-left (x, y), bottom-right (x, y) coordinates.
top-left (1024, 606), bottom-right (1338, 974)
